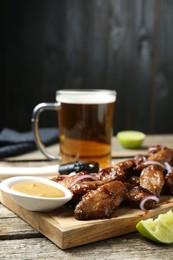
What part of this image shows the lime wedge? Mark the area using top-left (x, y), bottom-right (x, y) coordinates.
top-left (136, 210), bottom-right (173, 244)
top-left (117, 130), bottom-right (145, 149)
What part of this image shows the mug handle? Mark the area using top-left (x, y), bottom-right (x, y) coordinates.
top-left (32, 102), bottom-right (60, 160)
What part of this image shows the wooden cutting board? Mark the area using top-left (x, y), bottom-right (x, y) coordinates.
top-left (1, 191), bottom-right (173, 249)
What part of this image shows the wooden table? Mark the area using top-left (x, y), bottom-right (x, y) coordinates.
top-left (1, 135), bottom-right (173, 260)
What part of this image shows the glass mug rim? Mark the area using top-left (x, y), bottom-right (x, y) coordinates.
top-left (56, 89), bottom-right (116, 94)
top-left (56, 89), bottom-right (117, 104)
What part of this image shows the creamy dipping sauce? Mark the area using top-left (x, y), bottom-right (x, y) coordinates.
top-left (11, 182), bottom-right (65, 198)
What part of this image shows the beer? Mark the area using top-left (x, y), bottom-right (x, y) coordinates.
top-left (56, 90), bottom-right (116, 168)
top-left (32, 89), bottom-right (116, 168)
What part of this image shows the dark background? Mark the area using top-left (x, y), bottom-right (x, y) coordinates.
top-left (2, 0), bottom-right (173, 135)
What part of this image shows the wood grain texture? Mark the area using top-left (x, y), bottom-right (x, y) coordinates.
top-left (2, 0), bottom-right (173, 134)
top-left (1, 234), bottom-right (173, 260)
top-left (1, 191), bottom-right (173, 249)
top-left (1, 201), bottom-right (173, 259)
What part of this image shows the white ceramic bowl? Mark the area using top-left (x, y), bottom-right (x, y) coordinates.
top-left (0, 176), bottom-right (73, 212)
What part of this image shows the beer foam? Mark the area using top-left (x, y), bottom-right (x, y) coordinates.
top-left (56, 90), bottom-right (116, 104)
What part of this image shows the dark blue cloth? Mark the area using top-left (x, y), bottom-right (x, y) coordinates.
top-left (0, 128), bottom-right (59, 158)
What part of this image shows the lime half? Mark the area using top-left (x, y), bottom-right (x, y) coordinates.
top-left (136, 210), bottom-right (173, 244)
top-left (117, 130), bottom-right (145, 149)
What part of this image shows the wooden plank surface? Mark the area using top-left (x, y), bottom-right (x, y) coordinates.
top-left (1, 202), bottom-right (173, 259)
top-left (2, 1), bottom-right (173, 134)
top-left (112, 134), bottom-right (173, 157)
top-left (3, 134), bottom-right (173, 162)
top-left (1, 190), bottom-right (173, 249)
top-left (1, 231), bottom-right (173, 260)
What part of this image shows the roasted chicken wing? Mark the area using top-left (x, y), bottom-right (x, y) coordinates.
top-left (74, 180), bottom-right (125, 220)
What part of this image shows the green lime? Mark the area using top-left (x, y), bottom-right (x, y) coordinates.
top-left (136, 210), bottom-right (173, 244)
top-left (117, 130), bottom-right (145, 149)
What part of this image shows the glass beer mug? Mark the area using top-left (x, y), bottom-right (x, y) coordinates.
top-left (32, 89), bottom-right (117, 168)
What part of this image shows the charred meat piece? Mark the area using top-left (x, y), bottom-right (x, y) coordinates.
top-left (98, 166), bottom-right (125, 182)
top-left (98, 160), bottom-right (135, 182)
top-left (115, 159), bottom-right (136, 174)
top-left (148, 148), bottom-right (173, 163)
top-left (115, 159), bottom-right (136, 170)
top-left (148, 145), bottom-right (167, 155)
top-left (69, 180), bottom-right (104, 206)
top-left (53, 173), bottom-right (101, 206)
top-left (139, 165), bottom-right (165, 196)
top-left (135, 148), bottom-right (173, 171)
top-left (164, 172), bottom-right (173, 195)
top-left (125, 185), bottom-right (157, 209)
top-left (134, 154), bottom-right (147, 165)
top-left (52, 172), bottom-right (93, 189)
top-left (125, 174), bottom-right (140, 186)
top-left (164, 166), bottom-right (173, 194)
top-left (74, 181), bottom-right (125, 220)
top-left (70, 180), bottom-right (104, 197)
